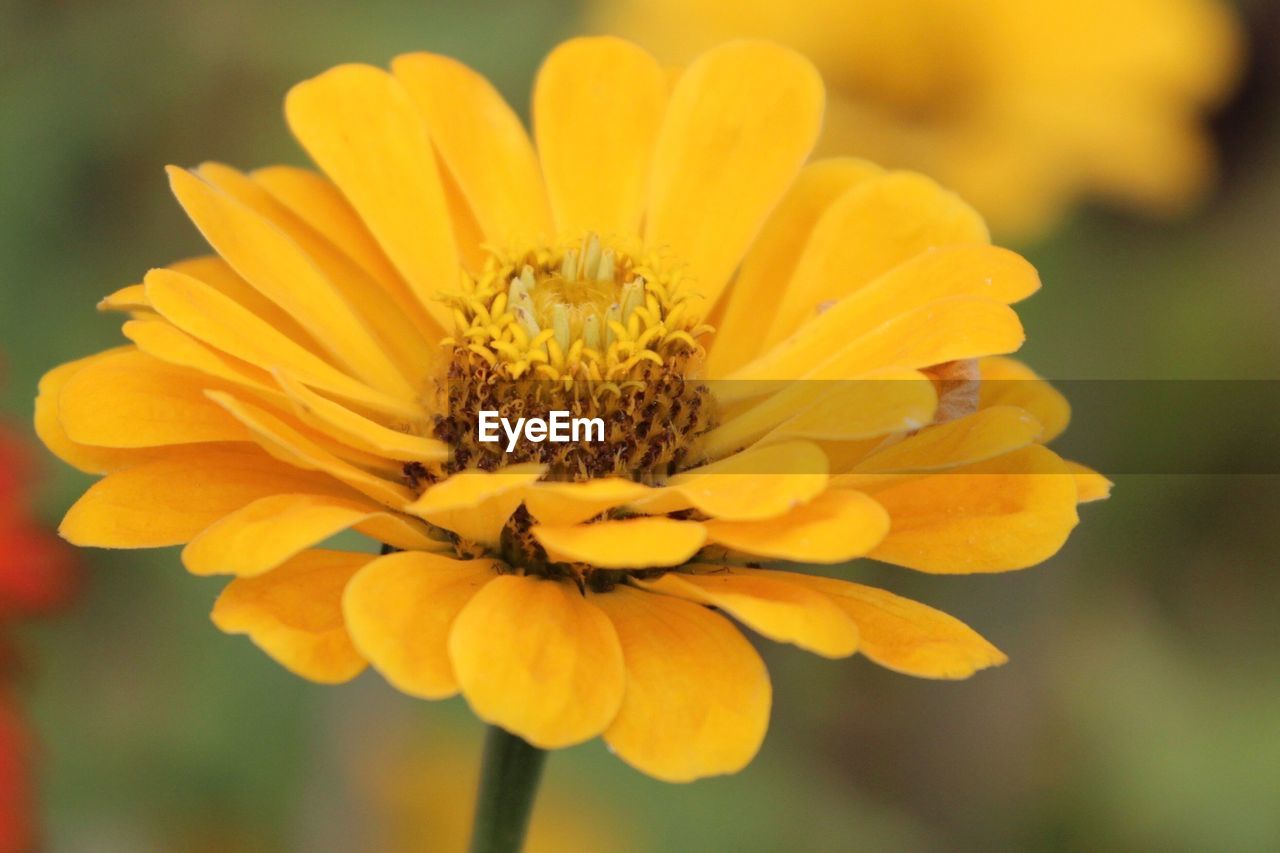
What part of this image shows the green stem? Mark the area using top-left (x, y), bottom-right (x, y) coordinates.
top-left (468, 725), bottom-right (548, 853)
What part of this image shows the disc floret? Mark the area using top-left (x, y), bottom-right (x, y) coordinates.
top-left (435, 234), bottom-right (717, 481)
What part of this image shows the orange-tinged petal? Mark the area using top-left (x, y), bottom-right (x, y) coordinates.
top-left (757, 571), bottom-right (1007, 679)
top-left (194, 162), bottom-right (439, 384)
top-left (524, 478), bottom-right (653, 526)
top-left (594, 586), bottom-right (770, 782)
top-left (709, 158), bottom-right (885, 376)
top-left (978, 356), bottom-right (1071, 442)
top-left (407, 465), bottom-right (545, 546)
top-left (868, 445), bottom-right (1080, 573)
top-left (97, 283), bottom-right (149, 313)
top-left (760, 371), bottom-right (939, 446)
top-left (641, 569), bottom-right (859, 658)
top-left (272, 370), bottom-right (445, 464)
top-left (738, 245), bottom-right (1039, 383)
top-left (167, 255), bottom-right (317, 349)
top-left (211, 549), bottom-right (369, 683)
top-left (205, 391), bottom-right (414, 509)
top-left (534, 518), bottom-right (705, 568)
top-left (122, 319), bottom-right (286, 404)
top-left (1066, 461), bottom-right (1113, 503)
top-left (823, 297), bottom-right (1026, 379)
top-left (59, 445), bottom-right (349, 548)
top-left (394, 52), bottom-right (553, 247)
top-left (850, 405), bottom-right (1044, 475)
top-left (343, 551), bottom-right (499, 699)
top-left (285, 63), bottom-right (458, 328)
top-left (769, 172), bottom-right (989, 343)
top-left (35, 350), bottom-right (174, 474)
top-left (436, 158), bottom-right (489, 272)
top-left (633, 441), bottom-right (828, 520)
top-left (250, 164), bottom-right (439, 337)
top-left (183, 493), bottom-right (439, 577)
top-left (59, 348), bottom-right (248, 448)
top-left (144, 267), bottom-right (421, 420)
top-left (533, 36), bottom-right (668, 239)
top-left (167, 166), bottom-right (415, 397)
top-left (645, 41), bottom-right (823, 307)
top-left (703, 489), bottom-right (889, 564)
top-left (448, 575), bottom-right (625, 748)
top-left (704, 370), bottom-right (936, 457)
top-left (739, 296), bottom-right (1024, 382)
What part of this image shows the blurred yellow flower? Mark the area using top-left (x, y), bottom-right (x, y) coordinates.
top-left (37, 37), bottom-right (1107, 782)
top-left (592, 0), bottom-right (1244, 238)
top-left (361, 728), bottom-right (629, 853)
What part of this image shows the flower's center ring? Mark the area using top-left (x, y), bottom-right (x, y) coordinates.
top-left (433, 233), bottom-right (717, 482)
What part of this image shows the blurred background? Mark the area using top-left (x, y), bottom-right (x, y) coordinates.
top-left (1, 0), bottom-right (1277, 850)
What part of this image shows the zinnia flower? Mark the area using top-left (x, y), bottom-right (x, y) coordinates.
top-left (37, 37), bottom-right (1107, 783)
top-left (1, 421), bottom-right (76, 851)
top-left (591, 0), bottom-right (1244, 238)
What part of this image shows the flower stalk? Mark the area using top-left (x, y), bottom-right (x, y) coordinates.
top-left (469, 724), bottom-right (548, 853)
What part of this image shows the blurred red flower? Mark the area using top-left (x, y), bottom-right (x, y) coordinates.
top-left (0, 422), bottom-right (76, 853)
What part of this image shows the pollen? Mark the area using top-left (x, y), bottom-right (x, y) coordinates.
top-left (434, 233), bottom-right (717, 481)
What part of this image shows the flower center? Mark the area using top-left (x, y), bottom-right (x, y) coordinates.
top-left (433, 233), bottom-right (717, 482)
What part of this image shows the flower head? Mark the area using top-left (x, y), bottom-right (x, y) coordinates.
top-left (39, 37), bottom-right (1107, 781)
top-left (592, 0), bottom-right (1244, 238)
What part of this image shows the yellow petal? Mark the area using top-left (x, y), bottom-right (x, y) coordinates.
top-left (757, 571), bottom-right (1007, 679)
top-left (1066, 461), bottom-right (1113, 503)
top-left (284, 63), bottom-right (457, 327)
top-left (205, 391), bottom-right (414, 509)
top-left (393, 52), bottom-right (553, 247)
top-left (35, 350), bottom-right (173, 474)
top-left (769, 172), bottom-right (989, 343)
top-left (407, 465), bottom-right (546, 547)
top-left (703, 489), bottom-right (889, 564)
top-left (211, 549), bottom-right (370, 683)
top-left (524, 478), bottom-right (653, 526)
top-left (98, 283), bottom-right (149, 313)
top-left (194, 162), bottom-right (438, 385)
top-left (533, 36), bottom-right (668, 239)
top-left (167, 255), bottom-right (316, 348)
top-left (739, 296), bottom-right (1024, 382)
top-left (594, 586), bottom-right (770, 782)
top-left (60, 445), bottom-right (348, 548)
top-left (708, 158), bottom-right (885, 376)
top-left (183, 493), bottom-right (439, 577)
top-left (250, 164), bottom-right (439, 337)
top-left (167, 166), bottom-right (414, 397)
top-left (850, 406), bottom-right (1044, 475)
top-left (343, 551), bottom-right (499, 699)
top-left (978, 356), bottom-right (1071, 442)
top-left (704, 369), bottom-right (937, 458)
top-left (272, 370), bottom-right (445, 464)
top-left (144, 267), bottom-right (420, 420)
top-left (737, 245), bottom-right (1039, 383)
top-left (448, 575), bottom-right (624, 748)
top-left (534, 518), bottom-right (706, 569)
top-left (122, 319), bottom-right (285, 404)
top-left (641, 569), bottom-right (859, 658)
top-left (645, 41), bottom-right (823, 307)
top-left (58, 348), bottom-right (247, 448)
top-left (634, 441), bottom-right (828, 520)
top-left (437, 157), bottom-right (489, 272)
top-left (868, 445), bottom-right (1080, 573)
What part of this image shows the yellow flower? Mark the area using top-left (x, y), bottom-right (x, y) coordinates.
top-left (37, 37), bottom-right (1107, 782)
top-left (591, 0), bottom-right (1244, 238)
